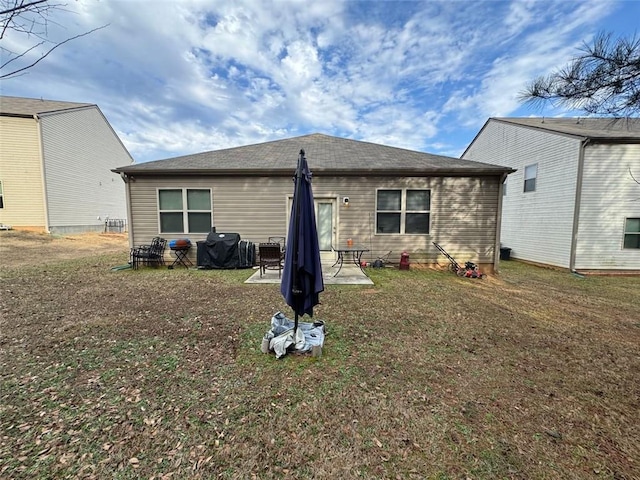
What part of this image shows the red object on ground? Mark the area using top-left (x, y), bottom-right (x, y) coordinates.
top-left (399, 251), bottom-right (410, 270)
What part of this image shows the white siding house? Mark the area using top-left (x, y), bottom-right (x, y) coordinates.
top-left (0, 96), bottom-right (133, 233)
top-left (462, 118), bottom-right (640, 272)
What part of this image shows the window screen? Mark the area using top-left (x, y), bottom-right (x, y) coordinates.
top-left (524, 164), bottom-right (537, 192)
top-left (623, 218), bottom-right (640, 249)
top-left (376, 189), bottom-right (430, 234)
top-left (159, 189), bottom-right (212, 233)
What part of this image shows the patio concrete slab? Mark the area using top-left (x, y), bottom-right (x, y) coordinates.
top-left (244, 263), bottom-right (373, 285)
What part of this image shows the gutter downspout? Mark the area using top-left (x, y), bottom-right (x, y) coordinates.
top-left (35, 114), bottom-right (51, 233)
top-left (120, 173), bottom-right (134, 250)
top-left (494, 172), bottom-right (509, 274)
top-left (569, 138), bottom-right (589, 277)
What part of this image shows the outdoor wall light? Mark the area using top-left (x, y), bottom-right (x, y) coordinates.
top-left (343, 197), bottom-right (350, 207)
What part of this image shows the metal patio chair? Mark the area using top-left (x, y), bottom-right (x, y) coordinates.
top-left (259, 242), bottom-right (284, 278)
top-left (131, 237), bottom-right (167, 269)
top-left (268, 236), bottom-right (286, 253)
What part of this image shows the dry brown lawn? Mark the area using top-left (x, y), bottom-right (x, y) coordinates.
top-left (1, 231), bottom-right (639, 479)
top-left (0, 231), bottom-right (129, 268)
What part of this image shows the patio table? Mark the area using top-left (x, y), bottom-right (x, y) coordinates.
top-left (332, 244), bottom-right (370, 277)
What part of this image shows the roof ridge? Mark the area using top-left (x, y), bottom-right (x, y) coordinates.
top-left (114, 134), bottom-right (514, 175)
top-left (491, 117), bottom-right (640, 140)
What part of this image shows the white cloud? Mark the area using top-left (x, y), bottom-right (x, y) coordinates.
top-left (279, 41), bottom-right (322, 89)
top-left (442, 0), bottom-right (618, 127)
top-left (1, 0), bottom-right (633, 162)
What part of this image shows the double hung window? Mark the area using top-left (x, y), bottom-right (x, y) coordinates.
top-left (524, 164), bottom-right (537, 192)
top-left (376, 189), bottom-right (430, 234)
top-left (158, 188), bottom-right (212, 234)
top-left (623, 218), bottom-right (640, 249)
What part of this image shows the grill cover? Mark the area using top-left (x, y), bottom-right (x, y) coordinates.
top-left (196, 232), bottom-right (241, 269)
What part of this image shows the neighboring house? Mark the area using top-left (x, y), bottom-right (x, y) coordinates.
top-left (113, 133), bottom-right (514, 273)
top-left (0, 96), bottom-right (133, 233)
top-left (462, 117), bottom-right (640, 272)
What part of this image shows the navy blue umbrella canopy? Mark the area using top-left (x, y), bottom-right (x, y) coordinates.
top-left (281, 150), bottom-right (324, 327)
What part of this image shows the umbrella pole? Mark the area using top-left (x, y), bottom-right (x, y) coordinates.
top-left (291, 149), bottom-right (304, 338)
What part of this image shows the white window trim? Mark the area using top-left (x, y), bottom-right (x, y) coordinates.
top-left (375, 188), bottom-right (431, 235)
top-left (0, 180), bottom-right (4, 209)
top-left (623, 217), bottom-right (640, 249)
top-left (524, 163), bottom-right (537, 193)
top-left (157, 188), bottom-right (212, 234)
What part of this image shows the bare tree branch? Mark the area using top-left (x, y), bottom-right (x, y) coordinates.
top-left (0, 0), bottom-right (60, 39)
top-left (0, 0), bottom-right (48, 16)
top-left (1, 25), bottom-right (108, 79)
top-left (0, 39), bottom-right (44, 70)
top-left (0, 0), bottom-right (108, 78)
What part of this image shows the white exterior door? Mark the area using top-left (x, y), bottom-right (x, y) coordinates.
top-left (315, 199), bottom-right (337, 263)
top-left (315, 199), bottom-right (335, 250)
top-left (287, 197), bottom-right (336, 263)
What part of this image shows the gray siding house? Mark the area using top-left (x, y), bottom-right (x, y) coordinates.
top-left (462, 118), bottom-right (640, 272)
top-left (114, 134), bottom-right (513, 273)
top-left (0, 96), bottom-right (133, 233)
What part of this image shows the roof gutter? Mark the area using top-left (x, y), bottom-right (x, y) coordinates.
top-left (111, 167), bottom-right (516, 177)
top-left (0, 112), bottom-right (35, 118)
top-left (569, 137), bottom-right (589, 276)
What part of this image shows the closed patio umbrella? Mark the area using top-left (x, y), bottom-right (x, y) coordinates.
top-left (281, 149), bottom-right (324, 336)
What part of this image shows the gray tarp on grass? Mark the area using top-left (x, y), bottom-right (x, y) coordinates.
top-left (263, 312), bottom-right (325, 359)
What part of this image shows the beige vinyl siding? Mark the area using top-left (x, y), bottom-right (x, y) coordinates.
top-left (463, 120), bottom-right (580, 268)
top-left (0, 116), bottom-right (46, 229)
top-left (575, 143), bottom-right (640, 269)
top-left (128, 174), bottom-right (500, 269)
top-left (39, 107), bottom-right (131, 233)
top-left (315, 175), bottom-right (499, 265)
top-left (129, 176), bottom-right (292, 243)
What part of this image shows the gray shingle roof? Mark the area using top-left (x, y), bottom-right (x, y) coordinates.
top-left (114, 133), bottom-right (512, 176)
top-left (493, 117), bottom-right (640, 141)
top-left (0, 96), bottom-right (94, 116)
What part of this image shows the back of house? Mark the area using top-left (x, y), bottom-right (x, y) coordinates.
top-left (113, 133), bottom-right (514, 273)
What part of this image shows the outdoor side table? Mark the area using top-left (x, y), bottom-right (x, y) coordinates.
top-left (169, 245), bottom-right (193, 269)
top-left (332, 244), bottom-right (370, 277)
